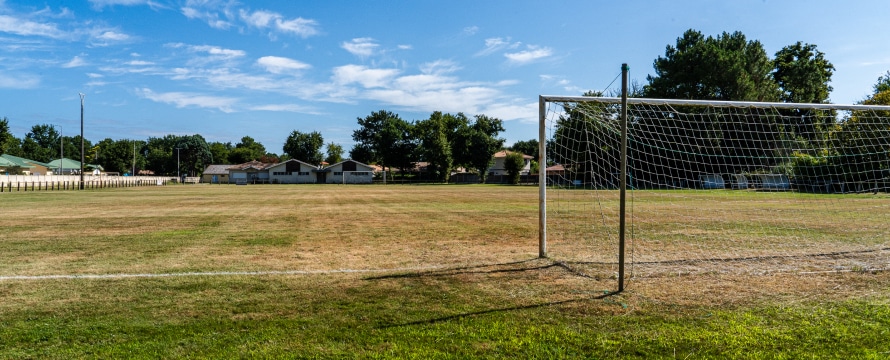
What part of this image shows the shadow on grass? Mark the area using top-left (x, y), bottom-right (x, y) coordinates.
top-left (364, 258), bottom-right (603, 281)
top-left (375, 294), bottom-right (613, 329)
top-left (366, 258), bottom-right (620, 329)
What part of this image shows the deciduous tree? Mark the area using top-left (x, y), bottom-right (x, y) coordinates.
top-left (283, 130), bottom-right (324, 164)
top-left (459, 114), bottom-right (505, 183)
top-left (503, 152), bottom-right (526, 185)
top-left (175, 135), bottom-right (213, 177)
top-left (208, 141), bottom-right (233, 164)
top-left (414, 112), bottom-right (453, 182)
top-left (352, 110), bottom-right (416, 175)
top-left (325, 142), bottom-right (343, 164)
top-left (229, 136), bottom-right (266, 163)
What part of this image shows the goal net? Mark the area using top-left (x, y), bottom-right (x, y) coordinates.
top-left (540, 96), bottom-right (890, 287)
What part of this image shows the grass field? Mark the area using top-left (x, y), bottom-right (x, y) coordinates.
top-left (1, 184), bottom-right (889, 358)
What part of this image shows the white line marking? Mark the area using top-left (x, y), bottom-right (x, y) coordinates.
top-left (0, 266), bottom-right (446, 281)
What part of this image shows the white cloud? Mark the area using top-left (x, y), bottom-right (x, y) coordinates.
top-left (256, 56), bottom-right (311, 74)
top-left (274, 17), bottom-right (318, 37)
top-left (95, 31), bottom-right (130, 41)
top-left (239, 9), bottom-right (277, 28)
top-left (90, 0), bottom-right (151, 8)
top-left (398, 44), bottom-right (412, 50)
top-left (480, 99), bottom-right (538, 123)
top-left (463, 26), bottom-right (479, 35)
top-left (476, 37), bottom-right (519, 57)
top-left (181, 1), bottom-right (234, 30)
top-left (419, 60), bottom-right (461, 75)
top-left (250, 104), bottom-right (317, 114)
top-left (0, 72), bottom-right (40, 89)
top-left (332, 64), bottom-right (399, 88)
top-left (167, 43), bottom-right (246, 66)
top-left (63, 55), bottom-right (88, 68)
top-left (126, 60), bottom-right (154, 66)
top-left (88, 28), bottom-right (133, 46)
top-left (341, 38), bottom-right (379, 57)
top-left (504, 46), bottom-right (553, 65)
top-left (191, 44), bottom-right (245, 58)
top-left (239, 9), bottom-right (319, 38)
top-left (87, 73), bottom-right (104, 78)
top-left (137, 87), bottom-right (238, 113)
top-left (0, 15), bottom-right (66, 39)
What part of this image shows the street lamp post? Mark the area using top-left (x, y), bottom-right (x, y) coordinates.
top-left (59, 126), bottom-right (63, 175)
top-left (51, 125), bottom-right (63, 175)
top-left (79, 93), bottom-right (85, 190)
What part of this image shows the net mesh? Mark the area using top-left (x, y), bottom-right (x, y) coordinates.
top-left (543, 97), bottom-right (890, 281)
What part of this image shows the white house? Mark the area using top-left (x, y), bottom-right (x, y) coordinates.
top-left (228, 160), bottom-right (275, 184)
top-left (320, 160), bottom-right (374, 184)
top-left (267, 159), bottom-right (317, 184)
top-left (488, 150), bottom-right (533, 176)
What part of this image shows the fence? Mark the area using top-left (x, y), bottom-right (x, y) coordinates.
top-left (0, 175), bottom-right (172, 193)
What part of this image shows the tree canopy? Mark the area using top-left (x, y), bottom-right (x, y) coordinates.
top-left (457, 114), bottom-right (505, 183)
top-left (773, 42), bottom-right (834, 104)
top-left (0, 117), bottom-right (13, 157)
top-left (325, 142), bottom-right (343, 165)
top-left (283, 130), bottom-right (324, 165)
top-left (229, 136), bottom-right (267, 164)
top-left (644, 29), bottom-right (779, 102)
top-left (351, 110), bottom-right (415, 173)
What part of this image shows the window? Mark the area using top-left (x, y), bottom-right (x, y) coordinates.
top-left (333, 172), bottom-right (342, 176)
top-left (298, 172), bottom-right (309, 176)
top-left (273, 171), bottom-right (293, 176)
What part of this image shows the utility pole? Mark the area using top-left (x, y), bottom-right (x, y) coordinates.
top-left (52, 125), bottom-right (63, 175)
top-left (175, 147), bottom-right (181, 182)
top-left (79, 93), bottom-right (85, 190)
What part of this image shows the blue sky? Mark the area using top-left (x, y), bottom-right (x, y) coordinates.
top-left (2, 0), bottom-right (889, 154)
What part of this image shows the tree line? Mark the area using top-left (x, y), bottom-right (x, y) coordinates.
top-left (547, 29), bottom-right (890, 188)
top-left (1, 109), bottom-right (516, 182)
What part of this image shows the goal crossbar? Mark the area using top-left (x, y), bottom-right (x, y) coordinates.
top-left (540, 96), bottom-right (890, 112)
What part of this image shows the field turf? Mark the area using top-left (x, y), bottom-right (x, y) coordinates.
top-left (1, 185), bottom-right (888, 358)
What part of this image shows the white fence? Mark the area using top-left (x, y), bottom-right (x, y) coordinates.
top-left (0, 175), bottom-right (173, 192)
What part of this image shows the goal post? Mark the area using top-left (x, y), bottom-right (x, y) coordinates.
top-left (540, 83), bottom-right (890, 292)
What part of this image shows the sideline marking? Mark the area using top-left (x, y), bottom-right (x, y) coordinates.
top-left (0, 266), bottom-right (447, 281)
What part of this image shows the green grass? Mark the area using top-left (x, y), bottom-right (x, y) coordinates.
top-left (1, 185), bottom-right (888, 358)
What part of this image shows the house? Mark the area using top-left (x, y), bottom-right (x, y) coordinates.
top-left (545, 164), bottom-right (566, 175)
top-left (317, 159), bottom-right (374, 184)
top-left (267, 159), bottom-right (317, 184)
top-left (488, 150), bottom-right (533, 176)
top-left (201, 164), bottom-right (232, 184)
top-left (1, 154), bottom-right (38, 175)
top-left (228, 160), bottom-right (276, 184)
top-left (45, 158), bottom-right (103, 175)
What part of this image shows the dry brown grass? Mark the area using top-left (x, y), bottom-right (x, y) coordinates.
top-left (1, 184), bottom-right (887, 308)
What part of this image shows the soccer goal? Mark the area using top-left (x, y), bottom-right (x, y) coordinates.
top-left (341, 171), bottom-right (373, 184)
top-left (539, 66), bottom-right (890, 292)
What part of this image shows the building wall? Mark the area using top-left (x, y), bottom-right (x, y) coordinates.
top-left (489, 157), bottom-right (531, 176)
top-left (268, 161), bottom-right (316, 184)
top-left (269, 171), bottom-right (315, 184)
top-left (229, 170), bottom-right (270, 183)
top-left (325, 161), bottom-right (373, 184)
top-left (201, 173), bottom-right (230, 184)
